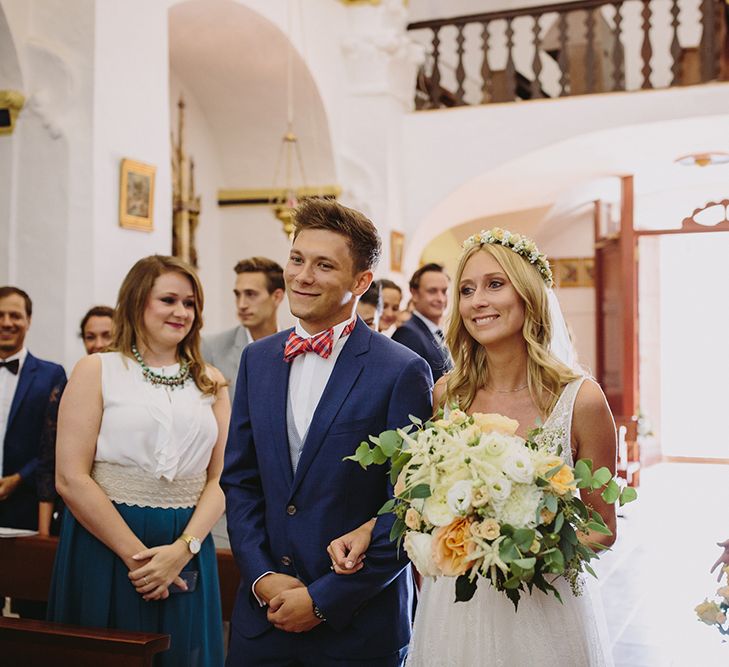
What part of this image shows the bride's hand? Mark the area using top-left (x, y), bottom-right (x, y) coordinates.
top-left (710, 538), bottom-right (729, 581)
top-left (327, 518), bottom-right (375, 575)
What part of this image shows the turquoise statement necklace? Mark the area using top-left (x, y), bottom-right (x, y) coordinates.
top-left (131, 344), bottom-right (190, 389)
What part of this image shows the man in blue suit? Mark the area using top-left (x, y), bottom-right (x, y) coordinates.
top-left (0, 286), bottom-right (66, 530)
top-left (221, 200), bottom-right (433, 666)
top-left (392, 263), bottom-right (453, 382)
top-left (0, 286), bottom-right (66, 618)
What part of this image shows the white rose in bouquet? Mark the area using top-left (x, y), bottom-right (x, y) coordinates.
top-left (480, 432), bottom-right (508, 457)
top-left (502, 447), bottom-right (535, 484)
top-left (423, 493), bottom-right (456, 527)
top-left (446, 480), bottom-right (473, 516)
top-left (485, 474), bottom-right (512, 503)
top-left (404, 532), bottom-right (442, 577)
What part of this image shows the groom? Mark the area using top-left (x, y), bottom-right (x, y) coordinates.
top-left (221, 199), bottom-right (433, 666)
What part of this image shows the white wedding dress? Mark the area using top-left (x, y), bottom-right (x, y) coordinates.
top-left (406, 378), bottom-right (614, 667)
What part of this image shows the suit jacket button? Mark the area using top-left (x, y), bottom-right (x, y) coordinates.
top-left (286, 504), bottom-right (297, 516)
top-left (281, 556), bottom-right (292, 566)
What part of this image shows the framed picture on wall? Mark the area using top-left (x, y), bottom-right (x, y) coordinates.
top-left (390, 230), bottom-right (404, 273)
top-left (119, 158), bottom-right (156, 231)
top-left (553, 258), bottom-right (595, 288)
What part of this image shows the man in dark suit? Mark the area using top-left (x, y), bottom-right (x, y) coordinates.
top-left (0, 286), bottom-right (66, 617)
top-left (221, 200), bottom-right (433, 666)
top-left (392, 263), bottom-right (453, 382)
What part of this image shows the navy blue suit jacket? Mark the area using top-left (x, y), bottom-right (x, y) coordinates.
top-left (391, 315), bottom-right (452, 383)
top-left (0, 352), bottom-right (66, 529)
top-left (221, 319), bottom-right (433, 660)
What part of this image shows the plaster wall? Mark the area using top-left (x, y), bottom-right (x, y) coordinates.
top-left (92, 0), bottom-right (173, 309)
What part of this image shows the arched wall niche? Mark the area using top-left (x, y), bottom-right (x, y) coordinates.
top-left (168, 0), bottom-right (337, 332)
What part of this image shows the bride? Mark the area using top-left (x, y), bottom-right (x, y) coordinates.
top-left (329, 230), bottom-right (617, 666)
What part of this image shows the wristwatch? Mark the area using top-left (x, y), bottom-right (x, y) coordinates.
top-left (178, 533), bottom-right (201, 555)
top-left (312, 602), bottom-right (327, 622)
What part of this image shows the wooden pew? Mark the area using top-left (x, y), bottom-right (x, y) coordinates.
top-left (0, 617), bottom-right (169, 667)
top-left (0, 535), bottom-right (241, 661)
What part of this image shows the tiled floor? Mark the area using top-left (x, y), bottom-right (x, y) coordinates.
top-left (596, 462), bottom-right (729, 666)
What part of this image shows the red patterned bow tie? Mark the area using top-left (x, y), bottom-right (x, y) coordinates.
top-left (284, 319), bottom-right (356, 363)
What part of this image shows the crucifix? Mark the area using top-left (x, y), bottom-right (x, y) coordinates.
top-left (171, 95), bottom-right (201, 266)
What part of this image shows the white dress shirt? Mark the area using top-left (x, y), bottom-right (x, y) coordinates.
top-left (287, 315), bottom-right (357, 440)
top-left (252, 315), bottom-right (357, 605)
top-left (0, 348), bottom-right (28, 475)
top-left (412, 309), bottom-right (442, 338)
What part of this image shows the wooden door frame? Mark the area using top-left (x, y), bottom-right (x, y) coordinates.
top-left (596, 186), bottom-right (729, 465)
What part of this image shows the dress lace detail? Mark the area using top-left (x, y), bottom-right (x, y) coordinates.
top-left (533, 376), bottom-right (586, 467)
top-left (91, 461), bottom-right (206, 509)
top-left (406, 376), bottom-right (614, 667)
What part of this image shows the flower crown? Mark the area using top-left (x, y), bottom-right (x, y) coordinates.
top-left (462, 227), bottom-right (553, 287)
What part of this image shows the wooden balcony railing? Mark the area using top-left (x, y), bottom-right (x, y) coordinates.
top-left (408, 0), bottom-right (727, 108)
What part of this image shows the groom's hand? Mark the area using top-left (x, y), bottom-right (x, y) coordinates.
top-left (267, 587), bottom-right (321, 633)
top-left (254, 573), bottom-right (304, 606)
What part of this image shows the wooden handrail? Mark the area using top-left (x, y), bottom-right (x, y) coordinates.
top-left (408, 0), bottom-right (725, 108)
top-left (408, 0), bottom-right (633, 30)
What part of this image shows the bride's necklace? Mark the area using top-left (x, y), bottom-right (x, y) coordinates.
top-left (487, 382), bottom-right (528, 394)
top-left (131, 344), bottom-right (190, 389)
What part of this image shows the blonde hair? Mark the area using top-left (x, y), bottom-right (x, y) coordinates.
top-left (441, 243), bottom-right (579, 419)
top-left (111, 255), bottom-right (218, 396)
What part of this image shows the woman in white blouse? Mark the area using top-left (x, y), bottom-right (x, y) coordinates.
top-left (48, 255), bottom-right (229, 667)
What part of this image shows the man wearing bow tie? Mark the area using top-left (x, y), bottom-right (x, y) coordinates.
top-left (221, 200), bottom-right (433, 666)
top-left (0, 287), bottom-right (66, 531)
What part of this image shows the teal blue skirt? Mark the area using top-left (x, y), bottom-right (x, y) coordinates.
top-left (47, 503), bottom-right (224, 667)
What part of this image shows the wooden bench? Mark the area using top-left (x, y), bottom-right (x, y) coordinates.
top-left (0, 616), bottom-right (169, 667)
top-left (0, 535), bottom-right (240, 662)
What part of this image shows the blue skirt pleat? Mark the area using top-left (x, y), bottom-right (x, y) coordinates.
top-left (47, 502), bottom-right (224, 667)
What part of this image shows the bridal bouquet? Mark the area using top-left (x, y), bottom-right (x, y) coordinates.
top-left (346, 410), bottom-right (636, 607)
top-left (695, 567), bottom-right (729, 636)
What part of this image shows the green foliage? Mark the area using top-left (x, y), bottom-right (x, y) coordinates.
top-left (389, 518), bottom-right (406, 542)
top-left (591, 466), bottom-right (612, 487)
top-left (574, 459), bottom-right (593, 488)
top-left (455, 573), bottom-right (478, 602)
top-left (378, 498), bottom-right (396, 515)
top-left (404, 484), bottom-right (431, 500)
top-left (601, 479), bottom-right (620, 504)
top-left (619, 486), bottom-right (638, 506)
top-left (513, 528), bottom-right (535, 552)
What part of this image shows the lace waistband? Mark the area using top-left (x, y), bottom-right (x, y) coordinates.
top-left (91, 461), bottom-right (206, 509)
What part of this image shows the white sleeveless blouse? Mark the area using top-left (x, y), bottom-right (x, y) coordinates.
top-left (95, 352), bottom-right (218, 481)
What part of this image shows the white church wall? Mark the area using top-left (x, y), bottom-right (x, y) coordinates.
top-left (92, 0), bottom-right (172, 308)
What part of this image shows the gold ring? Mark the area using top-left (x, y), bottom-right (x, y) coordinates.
top-left (143, 576), bottom-right (149, 586)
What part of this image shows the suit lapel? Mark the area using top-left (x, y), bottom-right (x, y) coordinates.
top-left (289, 321), bottom-right (370, 497)
top-left (268, 332), bottom-right (294, 487)
top-left (411, 314), bottom-right (436, 346)
top-left (7, 353), bottom-right (38, 431)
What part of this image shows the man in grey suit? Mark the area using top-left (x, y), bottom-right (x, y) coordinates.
top-left (202, 257), bottom-right (284, 548)
top-left (202, 256), bottom-right (285, 393)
